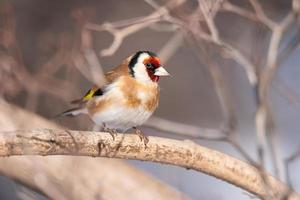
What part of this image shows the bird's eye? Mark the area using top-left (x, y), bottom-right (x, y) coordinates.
top-left (146, 63), bottom-right (153, 69)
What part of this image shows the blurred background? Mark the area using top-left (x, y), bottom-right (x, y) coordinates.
top-left (0, 0), bottom-right (300, 199)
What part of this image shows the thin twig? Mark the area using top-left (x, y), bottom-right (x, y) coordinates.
top-left (145, 116), bottom-right (226, 140)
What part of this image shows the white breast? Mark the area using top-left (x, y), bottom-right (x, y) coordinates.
top-left (92, 104), bottom-right (153, 132)
top-left (90, 78), bottom-right (155, 131)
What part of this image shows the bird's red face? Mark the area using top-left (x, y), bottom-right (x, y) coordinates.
top-left (129, 51), bottom-right (170, 83)
top-left (143, 57), bottom-right (162, 82)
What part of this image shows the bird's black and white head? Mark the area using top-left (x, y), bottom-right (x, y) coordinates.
top-left (128, 51), bottom-right (169, 83)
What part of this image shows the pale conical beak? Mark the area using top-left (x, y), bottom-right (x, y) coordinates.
top-left (154, 66), bottom-right (170, 76)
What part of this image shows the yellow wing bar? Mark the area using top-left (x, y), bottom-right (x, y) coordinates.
top-left (83, 86), bottom-right (99, 101)
top-left (71, 86), bottom-right (103, 104)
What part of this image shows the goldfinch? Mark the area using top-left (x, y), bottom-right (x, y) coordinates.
top-left (60, 51), bottom-right (169, 143)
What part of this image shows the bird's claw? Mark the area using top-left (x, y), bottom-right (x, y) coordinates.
top-left (104, 127), bottom-right (117, 140)
top-left (134, 128), bottom-right (149, 147)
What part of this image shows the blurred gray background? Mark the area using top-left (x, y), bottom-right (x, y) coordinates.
top-left (0, 0), bottom-right (299, 199)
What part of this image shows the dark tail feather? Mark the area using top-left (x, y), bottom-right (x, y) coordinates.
top-left (53, 107), bottom-right (86, 119)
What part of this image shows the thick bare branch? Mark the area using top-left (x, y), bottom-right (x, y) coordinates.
top-left (0, 100), bottom-right (184, 200)
top-left (0, 128), bottom-right (299, 200)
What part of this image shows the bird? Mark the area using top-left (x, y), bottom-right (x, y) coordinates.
top-left (59, 50), bottom-right (170, 144)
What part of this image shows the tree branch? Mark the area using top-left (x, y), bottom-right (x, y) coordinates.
top-left (0, 129), bottom-right (299, 200)
top-left (0, 100), bottom-right (184, 200)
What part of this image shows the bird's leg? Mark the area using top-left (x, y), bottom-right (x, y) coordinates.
top-left (133, 127), bottom-right (149, 146)
top-left (103, 123), bottom-right (117, 140)
top-left (105, 128), bottom-right (117, 140)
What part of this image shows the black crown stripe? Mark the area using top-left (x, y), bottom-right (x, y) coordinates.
top-left (128, 51), bottom-right (157, 77)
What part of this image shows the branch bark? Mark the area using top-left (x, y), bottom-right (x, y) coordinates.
top-left (0, 100), bottom-right (184, 200)
top-left (0, 128), bottom-right (299, 200)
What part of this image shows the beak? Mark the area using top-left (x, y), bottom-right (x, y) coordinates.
top-left (154, 66), bottom-right (170, 76)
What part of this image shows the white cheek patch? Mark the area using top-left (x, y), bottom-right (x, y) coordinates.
top-left (133, 53), bottom-right (151, 82)
top-left (134, 63), bottom-right (151, 82)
